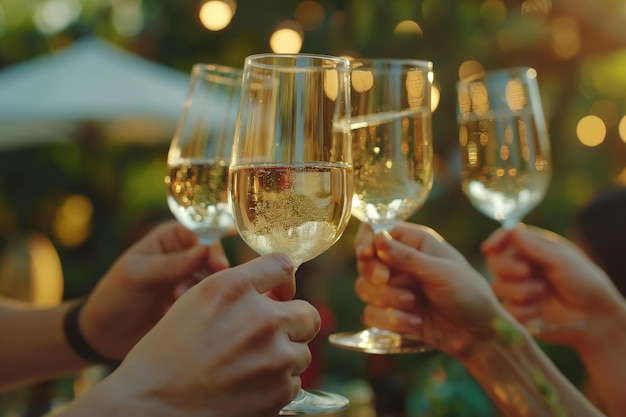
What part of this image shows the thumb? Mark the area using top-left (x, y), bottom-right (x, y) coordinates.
top-left (135, 245), bottom-right (208, 284)
top-left (508, 227), bottom-right (566, 269)
top-left (216, 253), bottom-right (297, 299)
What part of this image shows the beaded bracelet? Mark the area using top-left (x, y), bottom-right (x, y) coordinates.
top-left (63, 301), bottom-right (120, 365)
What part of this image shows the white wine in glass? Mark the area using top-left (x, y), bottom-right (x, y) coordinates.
top-left (229, 53), bottom-right (352, 415)
top-left (165, 64), bottom-right (242, 246)
top-left (456, 67), bottom-right (551, 230)
top-left (328, 58), bottom-right (435, 354)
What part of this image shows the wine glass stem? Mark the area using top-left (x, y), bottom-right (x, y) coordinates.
top-left (501, 218), bottom-right (520, 230)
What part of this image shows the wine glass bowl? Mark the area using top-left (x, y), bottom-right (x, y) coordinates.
top-left (229, 53), bottom-right (352, 415)
top-left (165, 63), bottom-right (242, 246)
top-left (456, 67), bottom-right (551, 230)
top-left (328, 58), bottom-right (435, 354)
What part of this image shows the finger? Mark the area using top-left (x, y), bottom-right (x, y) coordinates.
top-left (491, 276), bottom-right (548, 304)
top-left (148, 220), bottom-right (200, 252)
top-left (280, 299), bottom-right (322, 342)
top-left (133, 245), bottom-right (209, 284)
top-left (289, 341), bottom-right (313, 376)
top-left (227, 253), bottom-right (296, 297)
top-left (356, 256), bottom-right (390, 285)
top-left (207, 239), bottom-right (230, 272)
top-left (480, 226), bottom-right (512, 253)
top-left (508, 226), bottom-right (576, 268)
top-left (354, 276), bottom-right (416, 310)
top-left (362, 305), bottom-right (422, 337)
top-left (354, 223), bottom-right (376, 260)
top-left (485, 248), bottom-right (534, 282)
top-left (370, 232), bottom-right (452, 287)
top-left (388, 223), bottom-right (466, 263)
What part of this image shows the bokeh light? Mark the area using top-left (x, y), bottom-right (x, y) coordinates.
top-left (199, 0), bottom-right (236, 31)
top-left (393, 20), bottom-right (423, 36)
top-left (33, 0), bottom-right (81, 35)
top-left (53, 194), bottom-right (93, 248)
top-left (295, 0), bottom-right (325, 31)
top-left (576, 115), bottom-right (606, 147)
top-left (550, 16), bottom-right (580, 61)
top-left (269, 20), bottom-right (303, 53)
top-left (112, 0), bottom-right (144, 37)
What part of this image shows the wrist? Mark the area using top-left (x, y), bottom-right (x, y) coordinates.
top-left (575, 298), bottom-right (626, 358)
top-left (456, 315), bottom-right (575, 416)
top-left (64, 300), bottom-right (121, 365)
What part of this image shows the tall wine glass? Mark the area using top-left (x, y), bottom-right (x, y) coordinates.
top-left (165, 63), bottom-right (242, 246)
top-left (328, 58), bottom-right (435, 354)
top-left (229, 53), bottom-right (352, 415)
top-left (456, 67), bottom-right (584, 334)
top-left (456, 67), bottom-right (551, 230)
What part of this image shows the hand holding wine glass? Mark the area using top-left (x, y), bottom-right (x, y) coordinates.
top-left (328, 58), bottom-right (435, 354)
top-left (165, 63), bottom-right (242, 246)
top-left (229, 53), bottom-right (352, 415)
top-left (457, 67), bottom-right (584, 334)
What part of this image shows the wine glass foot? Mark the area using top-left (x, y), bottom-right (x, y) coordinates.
top-left (279, 389), bottom-right (350, 415)
top-left (328, 328), bottom-right (432, 354)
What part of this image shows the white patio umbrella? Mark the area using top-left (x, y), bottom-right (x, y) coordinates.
top-left (0, 37), bottom-right (192, 149)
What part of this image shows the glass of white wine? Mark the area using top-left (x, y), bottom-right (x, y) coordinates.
top-left (457, 67), bottom-right (585, 334)
top-left (165, 63), bottom-right (242, 246)
top-left (229, 53), bottom-right (352, 415)
top-left (328, 58), bottom-right (435, 354)
top-left (456, 67), bottom-right (551, 230)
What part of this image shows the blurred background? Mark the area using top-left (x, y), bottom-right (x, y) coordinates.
top-left (1, 0), bottom-right (625, 416)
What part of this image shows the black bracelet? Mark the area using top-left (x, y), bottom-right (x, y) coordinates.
top-left (63, 301), bottom-right (120, 365)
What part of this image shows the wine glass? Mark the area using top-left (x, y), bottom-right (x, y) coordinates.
top-left (456, 67), bottom-right (584, 333)
top-left (165, 63), bottom-right (242, 246)
top-left (456, 67), bottom-right (551, 230)
top-left (327, 58), bottom-right (435, 354)
top-left (229, 53), bottom-right (352, 415)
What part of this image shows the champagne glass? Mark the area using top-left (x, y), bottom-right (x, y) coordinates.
top-left (456, 67), bottom-right (551, 230)
top-left (229, 53), bottom-right (352, 415)
top-left (328, 58), bottom-right (435, 354)
top-left (165, 63), bottom-right (242, 246)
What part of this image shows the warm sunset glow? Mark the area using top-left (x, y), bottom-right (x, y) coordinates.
top-left (576, 115), bottom-right (606, 147)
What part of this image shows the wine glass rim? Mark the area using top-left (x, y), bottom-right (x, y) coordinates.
top-left (457, 66), bottom-right (537, 84)
top-left (349, 57), bottom-right (433, 71)
top-left (244, 53), bottom-right (350, 70)
top-left (191, 63), bottom-right (243, 76)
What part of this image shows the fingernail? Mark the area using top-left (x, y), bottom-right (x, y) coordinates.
top-left (371, 264), bottom-right (389, 285)
top-left (408, 316), bottom-right (422, 327)
top-left (398, 292), bottom-right (415, 309)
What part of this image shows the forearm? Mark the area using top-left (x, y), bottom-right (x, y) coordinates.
top-left (458, 317), bottom-right (606, 417)
top-left (0, 299), bottom-right (88, 390)
top-left (576, 302), bottom-right (626, 417)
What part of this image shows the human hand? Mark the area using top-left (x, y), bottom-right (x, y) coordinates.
top-left (353, 222), bottom-right (509, 357)
top-left (80, 220), bottom-right (230, 360)
top-left (97, 253), bottom-right (320, 417)
top-left (482, 225), bottom-right (623, 348)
